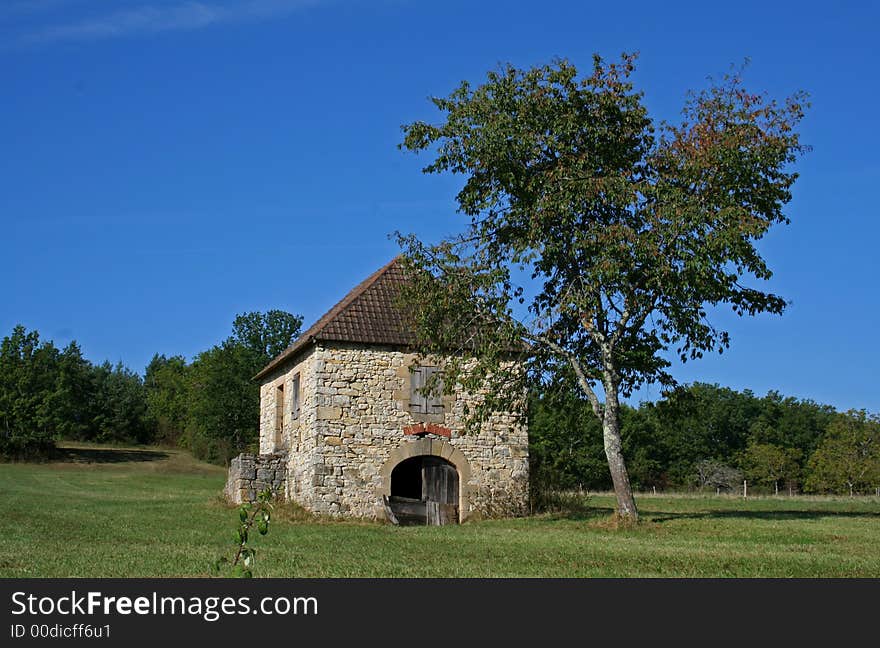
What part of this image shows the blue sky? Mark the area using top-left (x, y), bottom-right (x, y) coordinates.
top-left (1, 0), bottom-right (878, 412)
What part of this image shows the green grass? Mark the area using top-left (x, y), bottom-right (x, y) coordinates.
top-left (2, 443), bottom-right (879, 577)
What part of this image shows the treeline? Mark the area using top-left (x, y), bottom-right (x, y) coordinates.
top-left (3, 320), bottom-right (878, 495)
top-left (0, 311), bottom-right (302, 463)
top-left (530, 382), bottom-right (880, 496)
top-left (0, 326), bottom-right (149, 456)
top-left (145, 311), bottom-right (302, 463)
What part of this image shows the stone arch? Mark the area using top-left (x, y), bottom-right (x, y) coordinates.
top-left (378, 437), bottom-right (472, 522)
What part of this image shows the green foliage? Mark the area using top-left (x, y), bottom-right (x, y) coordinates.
top-left (397, 54), bottom-right (808, 519)
top-left (37, 341), bottom-right (92, 440)
top-left (0, 325), bottom-right (60, 457)
top-left (90, 361), bottom-right (150, 444)
top-left (741, 442), bottom-right (800, 493)
top-left (231, 310), bottom-right (303, 359)
top-left (0, 325), bottom-right (151, 456)
top-left (650, 383), bottom-right (760, 485)
top-left (185, 342), bottom-right (265, 463)
top-left (213, 488), bottom-right (275, 578)
top-left (747, 391), bottom-right (834, 459)
top-left (144, 354), bottom-right (189, 445)
top-left (806, 411), bottom-right (880, 495)
top-left (0, 309), bottom-right (302, 462)
top-left (183, 310), bottom-right (302, 464)
top-left (529, 381), bottom-right (858, 494)
top-left (528, 383), bottom-right (607, 499)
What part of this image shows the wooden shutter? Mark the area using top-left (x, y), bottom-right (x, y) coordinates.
top-left (410, 367), bottom-right (426, 414)
top-left (411, 366), bottom-right (444, 414)
top-left (425, 366), bottom-right (444, 413)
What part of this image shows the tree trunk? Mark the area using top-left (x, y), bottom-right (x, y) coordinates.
top-left (602, 389), bottom-right (638, 523)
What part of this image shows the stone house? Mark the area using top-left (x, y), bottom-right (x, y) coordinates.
top-left (224, 257), bottom-right (529, 523)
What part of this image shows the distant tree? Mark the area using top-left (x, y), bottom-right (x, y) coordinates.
top-left (39, 341), bottom-right (94, 440)
top-left (750, 391), bottom-right (835, 464)
top-left (185, 311), bottom-right (302, 464)
top-left (806, 410), bottom-right (880, 496)
top-left (397, 55), bottom-right (807, 521)
top-left (741, 441), bottom-right (800, 495)
top-left (0, 325), bottom-right (59, 457)
top-left (90, 361), bottom-right (150, 444)
top-left (144, 354), bottom-right (189, 444)
top-left (620, 406), bottom-right (668, 491)
top-left (694, 459), bottom-right (742, 493)
top-left (650, 383), bottom-right (761, 486)
top-left (186, 342), bottom-right (264, 462)
top-left (528, 379), bottom-right (608, 495)
top-left (231, 310), bottom-right (303, 359)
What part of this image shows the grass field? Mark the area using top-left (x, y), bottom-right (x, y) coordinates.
top-left (2, 443), bottom-right (878, 578)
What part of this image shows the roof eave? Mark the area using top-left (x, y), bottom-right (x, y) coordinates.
top-left (252, 336), bottom-right (317, 382)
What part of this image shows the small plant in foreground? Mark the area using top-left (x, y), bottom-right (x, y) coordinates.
top-left (213, 488), bottom-right (274, 578)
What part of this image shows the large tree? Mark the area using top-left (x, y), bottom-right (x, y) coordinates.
top-left (397, 55), bottom-right (807, 521)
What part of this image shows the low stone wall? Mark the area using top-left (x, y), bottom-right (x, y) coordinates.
top-left (224, 452), bottom-right (287, 504)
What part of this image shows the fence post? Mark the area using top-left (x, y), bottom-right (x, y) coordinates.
top-left (743, 480), bottom-right (748, 499)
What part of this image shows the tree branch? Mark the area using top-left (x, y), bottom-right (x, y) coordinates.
top-left (530, 333), bottom-right (604, 421)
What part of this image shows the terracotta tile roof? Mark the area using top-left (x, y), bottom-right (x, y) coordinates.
top-left (254, 257), bottom-right (412, 381)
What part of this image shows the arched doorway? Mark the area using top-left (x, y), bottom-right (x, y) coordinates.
top-left (385, 455), bottom-right (460, 525)
top-left (392, 455), bottom-right (458, 503)
top-left (378, 437), bottom-right (472, 524)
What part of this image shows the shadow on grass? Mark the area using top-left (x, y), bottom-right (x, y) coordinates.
top-left (51, 447), bottom-right (169, 464)
top-left (533, 506), bottom-right (615, 522)
top-left (649, 509), bottom-right (880, 523)
top-left (533, 505), bottom-right (880, 524)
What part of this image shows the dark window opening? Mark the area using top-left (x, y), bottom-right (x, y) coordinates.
top-left (291, 373), bottom-right (301, 419)
top-left (275, 384), bottom-right (284, 445)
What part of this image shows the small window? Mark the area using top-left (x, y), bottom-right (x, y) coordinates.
top-left (291, 373), bottom-right (301, 420)
top-left (275, 384), bottom-right (284, 446)
top-left (410, 366), bottom-right (443, 414)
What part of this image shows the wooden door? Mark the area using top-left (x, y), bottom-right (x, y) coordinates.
top-left (386, 457), bottom-right (460, 526)
top-left (421, 457), bottom-right (458, 504)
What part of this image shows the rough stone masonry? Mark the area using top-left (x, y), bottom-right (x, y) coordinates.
top-left (224, 257), bottom-right (529, 522)
top-left (224, 453), bottom-right (287, 504)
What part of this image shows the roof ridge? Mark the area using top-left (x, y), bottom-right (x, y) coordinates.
top-left (253, 256), bottom-right (405, 381)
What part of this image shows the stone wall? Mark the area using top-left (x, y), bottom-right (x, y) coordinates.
top-left (249, 342), bottom-right (529, 520)
top-left (258, 346), bottom-right (316, 455)
top-left (224, 452), bottom-right (288, 505)
top-left (311, 344), bottom-right (527, 519)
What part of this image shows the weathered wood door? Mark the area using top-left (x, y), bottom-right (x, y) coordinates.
top-left (387, 456), bottom-right (459, 525)
top-left (422, 458), bottom-right (458, 525)
top-left (421, 457), bottom-right (458, 504)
